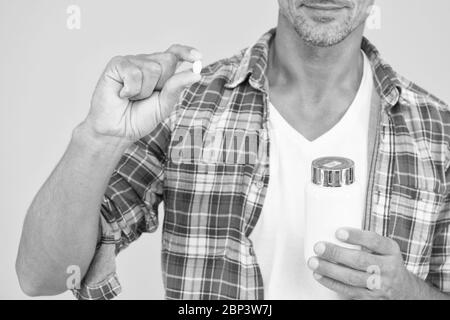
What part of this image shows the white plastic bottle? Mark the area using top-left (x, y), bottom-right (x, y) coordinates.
top-left (304, 157), bottom-right (364, 262)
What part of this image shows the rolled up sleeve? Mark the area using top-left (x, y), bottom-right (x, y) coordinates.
top-left (72, 121), bottom-right (170, 300)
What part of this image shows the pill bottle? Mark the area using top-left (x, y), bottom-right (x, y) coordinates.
top-left (304, 157), bottom-right (363, 261)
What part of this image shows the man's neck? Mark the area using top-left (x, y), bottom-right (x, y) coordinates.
top-left (267, 14), bottom-right (365, 112)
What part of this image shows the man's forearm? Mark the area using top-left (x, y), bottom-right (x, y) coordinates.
top-left (16, 122), bottom-right (131, 296)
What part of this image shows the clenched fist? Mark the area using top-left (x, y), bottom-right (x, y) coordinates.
top-left (84, 44), bottom-right (202, 142)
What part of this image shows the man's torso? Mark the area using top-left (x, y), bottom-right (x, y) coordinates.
top-left (75, 29), bottom-right (450, 300)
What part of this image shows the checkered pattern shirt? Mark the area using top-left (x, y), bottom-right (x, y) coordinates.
top-left (73, 29), bottom-right (450, 300)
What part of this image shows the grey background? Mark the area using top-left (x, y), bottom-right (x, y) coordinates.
top-left (0, 0), bottom-right (449, 299)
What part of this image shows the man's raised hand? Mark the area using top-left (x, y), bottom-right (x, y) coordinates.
top-left (85, 44), bottom-right (202, 142)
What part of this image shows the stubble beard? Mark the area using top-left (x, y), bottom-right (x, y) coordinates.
top-left (290, 13), bottom-right (355, 47)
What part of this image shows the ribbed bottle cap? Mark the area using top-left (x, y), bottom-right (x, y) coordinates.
top-left (311, 157), bottom-right (355, 187)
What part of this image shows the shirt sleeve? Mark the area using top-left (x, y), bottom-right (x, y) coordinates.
top-left (72, 119), bottom-right (171, 300)
top-left (426, 166), bottom-right (450, 294)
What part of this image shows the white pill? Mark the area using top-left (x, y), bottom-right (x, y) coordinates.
top-left (192, 60), bottom-right (202, 75)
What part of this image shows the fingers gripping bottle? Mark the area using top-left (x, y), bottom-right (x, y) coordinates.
top-left (304, 157), bottom-right (364, 262)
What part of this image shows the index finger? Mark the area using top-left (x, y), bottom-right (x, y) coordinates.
top-left (136, 45), bottom-right (202, 90)
top-left (166, 44), bottom-right (203, 64)
top-left (314, 242), bottom-right (379, 272)
top-left (336, 228), bottom-right (400, 255)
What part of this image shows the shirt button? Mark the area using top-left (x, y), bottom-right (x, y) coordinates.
top-left (255, 180), bottom-right (264, 189)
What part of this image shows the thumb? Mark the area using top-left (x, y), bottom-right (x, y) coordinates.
top-left (159, 70), bottom-right (201, 118)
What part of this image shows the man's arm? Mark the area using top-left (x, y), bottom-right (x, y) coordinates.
top-left (16, 125), bottom-right (130, 296)
top-left (16, 45), bottom-right (202, 297)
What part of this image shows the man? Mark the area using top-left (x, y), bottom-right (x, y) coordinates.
top-left (16, 0), bottom-right (450, 300)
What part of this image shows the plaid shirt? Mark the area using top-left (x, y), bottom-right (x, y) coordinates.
top-left (74, 29), bottom-right (450, 300)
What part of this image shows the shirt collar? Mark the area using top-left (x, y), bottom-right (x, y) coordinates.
top-left (225, 29), bottom-right (402, 112)
top-left (361, 37), bottom-right (402, 111)
top-left (224, 29), bottom-right (274, 93)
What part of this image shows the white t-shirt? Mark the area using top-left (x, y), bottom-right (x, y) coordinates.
top-left (250, 52), bottom-right (374, 299)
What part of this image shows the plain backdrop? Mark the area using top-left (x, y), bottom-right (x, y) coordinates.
top-left (0, 0), bottom-right (449, 300)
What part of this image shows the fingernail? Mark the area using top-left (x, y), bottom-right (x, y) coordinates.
top-left (314, 242), bottom-right (326, 256)
top-left (313, 273), bottom-right (323, 280)
top-left (190, 49), bottom-right (203, 60)
top-left (336, 229), bottom-right (349, 241)
top-left (307, 257), bottom-right (319, 270)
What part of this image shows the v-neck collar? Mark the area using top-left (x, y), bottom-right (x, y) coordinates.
top-left (268, 51), bottom-right (372, 146)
